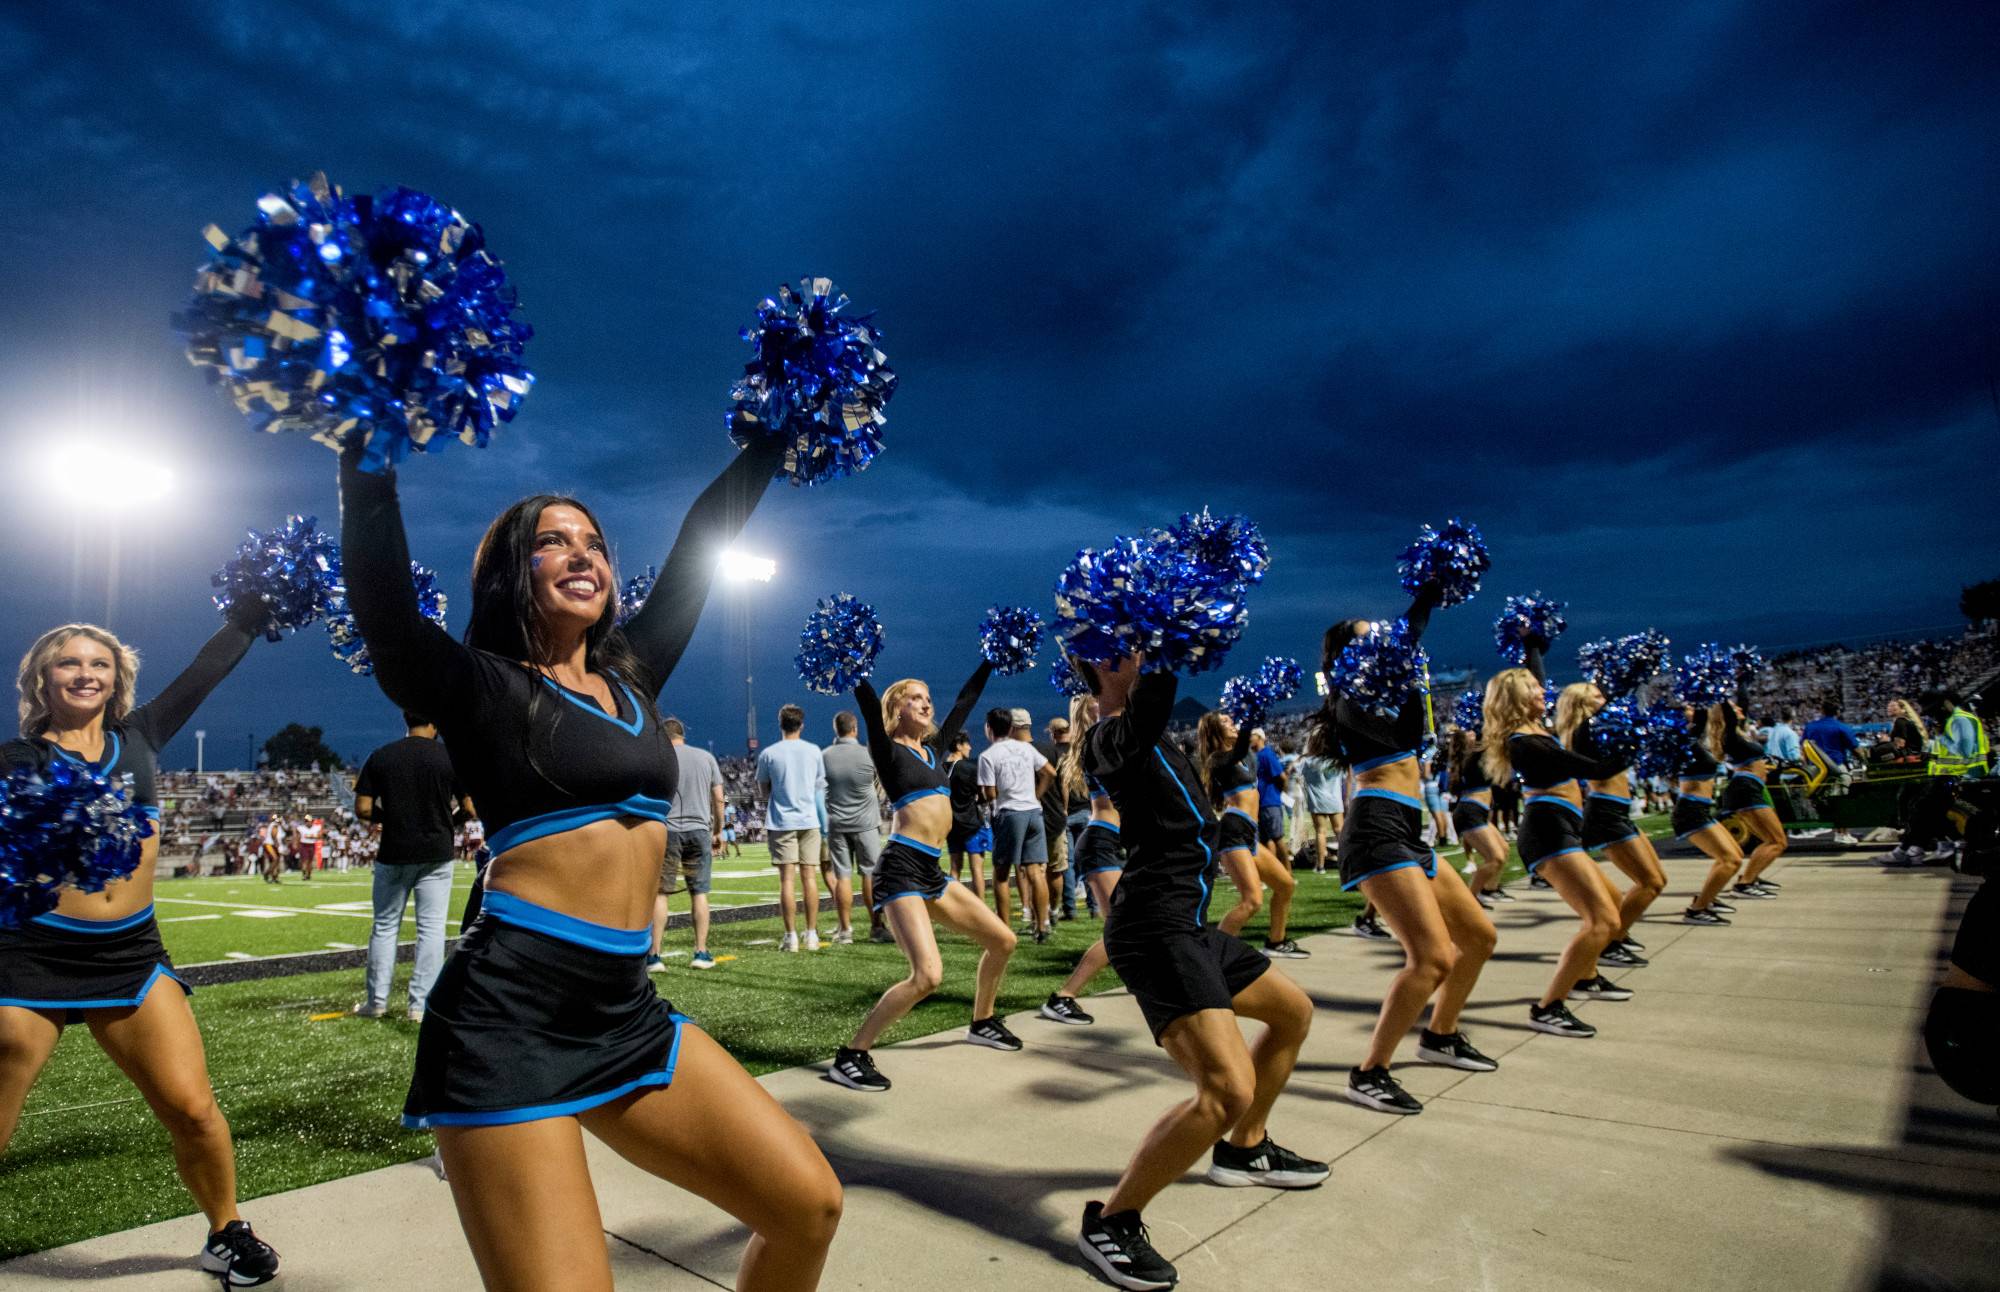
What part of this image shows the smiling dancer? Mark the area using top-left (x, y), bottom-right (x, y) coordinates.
top-left (1556, 684), bottom-right (1665, 967)
top-left (1710, 699), bottom-right (1787, 899)
top-left (1307, 584), bottom-right (1499, 1115)
top-left (1195, 711), bottom-right (1306, 959)
top-left (1, 611), bottom-right (281, 1285)
top-left (827, 656), bottom-right (1022, 1093)
top-left (337, 426), bottom-right (841, 1291)
top-left (1040, 692), bottom-right (1126, 1026)
top-left (1078, 653), bottom-right (1324, 1291)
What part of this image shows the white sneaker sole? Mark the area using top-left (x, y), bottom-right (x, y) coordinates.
top-left (1568, 990), bottom-right (1635, 1003)
top-left (1527, 1018), bottom-right (1596, 1037)
top-left (1206, 1164), bottom-right (1330, 1189)
top-left (826, 1068), bottom-right (890, 1093)
top-left (1261, 948), bottom-right (1311, 959)
top-left (1077, 1233), bottom-right (1178, 1290)
top-left (1038, 1005), bottom-right (1093, 1025)
top-left (966, 1032), bottom-right (1023, 1051)
top-left (196, 1252), bottom-right (278, 1287)
top-left (1415, 1044), bottom-right (1498, 1072)
top-left (1344, 1086), bottom-right (1422, 1115)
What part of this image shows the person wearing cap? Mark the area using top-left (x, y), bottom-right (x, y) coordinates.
top-left (1038, 715), bottom-right (1080, 921)
top-left (980, 706), bottom-right (1055, 941)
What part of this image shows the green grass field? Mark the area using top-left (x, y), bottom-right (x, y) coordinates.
top-left (6, 820), bottom-right (1668, 1257)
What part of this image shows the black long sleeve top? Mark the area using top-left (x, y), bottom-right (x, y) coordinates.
top-left (1507, 733), bottom-right (1628, 792)
top-left (336, 442), bottom-right (782, 858)
top-left (1205, 726), bottom-right (1255, 805)
top-left (1324, 586), bottom-right (1441, 771)
top-left (1083, 671), bottom-right (1218, 934)
top-left (853, 661), bottom-right (994, 813)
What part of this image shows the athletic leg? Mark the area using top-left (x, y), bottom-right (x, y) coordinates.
top-left (433, 1118), bottom-right (613, 1291)
top-left (1059, 872), bottom-right (1122, 997)
top-left (1256, 845), bottom-right (1295, 943)
top-left (1102, 1010), bottom-right (1255, 1216)
top-left (849, 900), bottom-right (946, 1050)
top-left (1222, 968), bottom-right (1313, 1147)
top-left (928, 881), bottom-right (1020, 1019)
top-left (1216, 849), bottom-right (1262, 936)
top-left (1426, 863), bottom-right (1497, 1035)
top-left (1738, 807), bottom-right (1789, 883)
top-left (1358, 866), bottom-right (1457, 1069)
top-left (777, 862), bottom-right (799, 936)
top-left (1603, 834), bottom-right (1666, 937)
top-left (0, 1006), bottom-right (62, 1151)
top-left (1687, 826), bottom-right (1743, 909)
top-left (1539, 854), bottom-right (1621, 1005)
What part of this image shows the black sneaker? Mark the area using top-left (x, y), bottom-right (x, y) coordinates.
top-left (197, 1220), bottom-right (280, 1287)
top-left (1262, 938), bottom-right (1311, 959)
top-left (1619, 934), bottom-right (1647, 952)
top-left (1079, 1201), bottom-right (1178, 1290)
top-left (1569, 975), bottom-right (1635, 1002)
top-left (1597, 942), bottom-right (1647, 968)
top-left (1731, 883), bottom-right (1775, 901)
top-left (1416, 1028), bottom-right (1498, 1072)
top-left (1529, 870), bottom-right (1553, 890)
top-left (1681, 906), bottom-right (1731, 926)
top-left (1040, 993), bottom-right (1095, 1026)
top-left (1206, 1135), bottom-right (1330, 1189)
top-left (1751, 877), bottom-right (1781, 889)
top-left (1346, 1065), bottom-right (1423, 1114)
top-left (1034, 925), bottom-right (1050, 945)
top-left (1709, 899), bottom-right (1737, 914)
top-left (1351, 914), bottom-right (1394, 941)
top-left (828, 1046), bottom-right (891, 1092)
top-left (1475, 890), bottom-right (1497, 911)
top-left (968, 1016), bottom-right (1024, 1051)
top-left (1528, 1001), bottom-right (1597, 1037)
top-left (1490, 886), bottom-right (1518, 903)
top-left (868, 923), bottom-right (896, 944)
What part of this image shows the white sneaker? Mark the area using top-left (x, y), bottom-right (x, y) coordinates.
top-left (832, 927), bottom-right (854, 945)
top-left (1833, 831), bottom-right (1860, 846)
top-left (803, 929), bottom-right (822, 951)
top-left (780, 932), bottom-right (800, 953)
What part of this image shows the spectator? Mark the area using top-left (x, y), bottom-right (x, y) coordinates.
top-left (1251, 728), bottom-right (1292, 869)
top-left (757, 704), bottom-right (827, 952)
top-left (1038, 715), bottom-right (1078, 921)
top-left (1765, 707), bottom-right (1802, 763)
top-left (944, 731), bottom-right (988, 899)
top-left (351, 713), bottom-right (473, 1020)
top-left (823, 711), bottom-right (885, 944)
top-left (1803, 699), bottom-right (1863, 776)
top-left (1886, 698), bottom-right (1928, 763)
top-left (1297, 751), bottom-right (1343, 873)
top-left (980, 707), bottom-right (1053, 940)
top-left (655, 718), bottom-right (725, 972)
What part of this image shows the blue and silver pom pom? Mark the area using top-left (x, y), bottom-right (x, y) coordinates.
top-left (1049, 654), bottom-right (1091, 699)
top-left (1578, 630), bottom-right (1671, 697)
top-left (1729, 644), bottom-right (1766, 683)
top-left (978, 605), bottom-right (1046, 676)
top-left (1450, 687), bottom-right (1484, 734)
top-left (1052, 515), bottom-right (1261, 677)
top-left (1162, 509), bottom-right (1270, 589)
top-left (796, 594), bottom-right (885, 695)
top-left (730, 278), bottom-right (895, 487)
top-left (617, 566), bottom-right (658, 627)
top-left (177, 172), bottom-right (534, 472)
top-left (1256, 656), bottom-right (1303, 705)
top-left (1220, 676), bottom-right (1268, 727)
top-left (1543, 678), bottom-right (1562, 726)
top-left (325, 561), bottom-right (447, 676)
top-left (0, 761), bottom-right (153, 929)
top-left (1398, 517), bottom-right (1490, 607)
top-left (1589, 697), bottom-right (1644, 767)
top-left (1493, 593), bottom-right (1567, 665)
top-left (1635, 702), bottom-right (1700, 780)
top-left (211, 515), bottom-right (341, 641)
top-left (1326, 618), bottom-right (1430, 719)
top-left (1675, 643), bottom-right (1742, 708)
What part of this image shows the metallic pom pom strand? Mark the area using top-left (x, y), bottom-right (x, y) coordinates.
top-left (795, 594), bottom-right (886, 696)
top-left (0, 761), bottom-right (153, 929)
top-left (1450, 687), bottom-right (1484, 734)
top-left (1048, 654), bottom-right (1091, 699)
top-left (1325, 618), bottom-right (1430, 719)
top-left (1675, 643), bottom-right (1743, 708)
top-left (1492, 593), bottom-right (1568, 665)
top-left (1398, 517), bottom-right (1491, 608)
top-left (324, 560), bottom-right (448, 676)
top-left (977, 605), bottom-right (1046, 676)
top-left (211, 514), bottom-right (341, 642)
top-left (617, 566), bottom-right (659, 627)
top-left (1255, 656), bottom-right (1303, 704)
top-left (1219, 676), bottom-right (1269, 728)
top-left (1635, 702), bottom-right (1699, 780)
top-left (1589, 697), bottom-right (1644, 766)
top-left (730, 278), bottom-right (896, 487)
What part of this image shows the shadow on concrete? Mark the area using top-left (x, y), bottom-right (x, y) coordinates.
top-left (0, 1253), bottom-right (196, 1281)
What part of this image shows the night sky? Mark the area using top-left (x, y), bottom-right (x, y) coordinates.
top-left (2, 2), bottom-right (1995, 768)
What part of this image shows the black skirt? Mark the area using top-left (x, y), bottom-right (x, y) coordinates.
top-left (1105, 923), bottom-right (1270, 1043)
top-left (1217, 808), bottom-right (1258, 856)
top-left (403, 893), bottom-right (687, 1129)
top-left (1718, 773), bottom-right (1772, 817)
top-left (1338, 790), bottom-right (1437, 890)
top-left (871, 835), bottom-right (954, 909)
top-left (1074, 821), bottom-right (1126, 876)
top-left (1582, 794), bottom-right (1640, 849)
top-left (1450, 798), bottom-right (1494, 838)
top-left (1517, 795), bottom-right (1588, 871)
top-left (0, 906), bottom-right (188, 1022)
top-left (1672, 794), bottom-right (1718, 839)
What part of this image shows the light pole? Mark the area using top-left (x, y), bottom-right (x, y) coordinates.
top-left (195, 729), bottom-right (206, 775)
top-left (718, 549), bottom-right (776, 754)
top-left (39, 442), bottom-right (173, 623)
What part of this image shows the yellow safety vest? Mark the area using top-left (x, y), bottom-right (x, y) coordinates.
top-left (1928, 707), bottom-right (1991, 777)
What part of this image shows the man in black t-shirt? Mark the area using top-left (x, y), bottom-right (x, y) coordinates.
top-left (1037, 716), bottom-right (1078, 920)
top-left (352, 712), bottom-right (474, 1021)
top-left (945, 731), bottom-right (988, 900)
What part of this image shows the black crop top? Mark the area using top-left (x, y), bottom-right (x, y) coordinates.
top-left (1721, 722), bottom-right (1767, 767)
top-left (1323, 586), bottom-right (1441, 771)
top-left (1451, 746), bottom-right (1491, 796)
top-left (337, 442), bottom-right (781, 858)
top-left (1, 622), bottom-right (255, 818)
top-left (1507, 732), bottom-right (1627, 791)
top-left (853, 661), bottom-right (993, 814)
top-left (1205, 726), bottom-right (1255, 804)
top-left (1083, 671), bottom-right (1217, 933)
top-left (1678, 737), bottom-right (1721, 780)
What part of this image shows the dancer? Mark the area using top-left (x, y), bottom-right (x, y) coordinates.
top-left (1556, 685), bottom-right (1666, 966)
top-left (1040, 693), bottom-right (1126, 1025)
top-left (1444, 723), bottom-right (1512, 908)
top-left (1308, 584), bottom-right (1499, 1115)
top-left (337, 432), bottom-right (841, 1291)
top-left (1078, 653), bottom-right (1324, 1291)
top-left (1710, 699), bottom-right (1787, 898)
top-left (1194, 711), bottom-right (1306, 958)
top-left (1, 614), bottom-right (282, 1285)
top-left (1666, 701), bottom-right (1743, 924)
top-left (1486, 643), bottom-right (1634, 1037)
top-left (828, 659), bottom-right (1022, 1093)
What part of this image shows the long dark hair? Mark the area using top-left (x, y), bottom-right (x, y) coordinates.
top-left (1302, 619), bottom-right (1365, 765)
top-left (467, 494), bottom-right (658, 789)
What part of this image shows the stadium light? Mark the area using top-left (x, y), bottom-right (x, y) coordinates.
top-left (719, 549), bottom-right (776, 583)
top-left (40, 442), bottom-right (175, 505)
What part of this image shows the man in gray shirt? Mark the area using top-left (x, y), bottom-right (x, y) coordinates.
top-left (822, 711), bottom-right (886, 944)
top-left (653, 718), bottom-right (726, 971)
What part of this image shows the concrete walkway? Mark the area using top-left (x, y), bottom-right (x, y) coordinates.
top-left (5, 849), bottom-right (1994, 1290)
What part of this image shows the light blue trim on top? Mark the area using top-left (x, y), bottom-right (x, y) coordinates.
top-left (1525, 794), bottom-right (1584, 818)
top-left (1354, 786), bottom-right (1423, 810)
top-left (482, 890), bottom-right (650, 955)
top-left (891, 786), bottom-right (949, 810)
top-left (537, 676), bottom-right (644, 736)
top-left (0, 961), bottom-right (185, 1011)
top-left (1728, 769), bottom-right (1767, 783)
top-left (1222, 806), bottom-right (1256, 824)
top-left (1084, 819), bottom-right (1121, 834)
top-left (888, 832), bottom-right (942, 858)
top-left (51, 731), bottom-right (122, 772)
top-left (1587, 792), bottom-right (1632, 805)
top-left (1154, 748), bottom-right (1213, 929)
top-left (1353, 749), bottom-right (1415, 773)
top-left (486, 795), bottom-right (672, 857)
top-left (1342, 850), bottom-right (1439, 892)
top-left (30, 905), bottom-right (156, 934)
top-left (1679, 793), bottom-right (1713, 804)
top-left (402, 1013), bottom-right (690, 1129)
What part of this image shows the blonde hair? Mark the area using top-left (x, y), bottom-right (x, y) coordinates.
top-left (1193, 711), bottom-right (1233, 795)
top-left (1891, 697), bottom-right (1927, 741)
top-left (1060, 693), bottom-right (1098, 801)
top-left (878, 678), bottom-right (936, 742)
top-left (1554, 682), bottom-right (1600, 750)
top-left (18, 624), bottom-right (140, 738)
top-left (1704, 701), bottom-right (1735, 757)
top-left (1479, 668), bottom-right (1543, 783)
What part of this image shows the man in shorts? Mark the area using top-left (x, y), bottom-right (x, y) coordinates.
top-left (1252, 728), bottom-right (1292, 868)
top-left (822, 711), bottom-right (884, 945)
top-left (1037, 715), bottom-right (1078, 920)
top-left (757, 704), bottom-right (827, 952)
top-left (945, 731), bottom-right (988, 899)
top-left (981, 707), bottom-right (1053, 940)
top-left (654, 718), bottom-right (726, 971)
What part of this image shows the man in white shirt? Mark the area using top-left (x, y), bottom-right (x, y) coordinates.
top-left (756, 704), bottom-right (828, 952)
top-left (979, 707), bottom-right (1055, 941)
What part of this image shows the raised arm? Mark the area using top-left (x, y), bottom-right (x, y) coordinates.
top-left (1401, 582), bottom-right (1444, 645)
top-left (126, 620), bottom-right (257, 748)
top-left (620, 434), bottom-right (787, 694)
top-left (1521, 640), bottom-right (1547, 684)
top-left (853, 679), bottom-right (898, 783)
top-left (338, 451), bottom-right (478, 722)
top-left (936, 660), bottom-right (996, 750)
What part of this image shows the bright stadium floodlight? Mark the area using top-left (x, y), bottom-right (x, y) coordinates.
top-left (718, 549), bottom-right (776, 583)
top-left (41, 442), bottom-right (175, 506)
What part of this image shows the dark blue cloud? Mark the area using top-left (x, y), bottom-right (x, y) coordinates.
top-left (0, 1), bottom-right (1994, 766)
